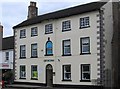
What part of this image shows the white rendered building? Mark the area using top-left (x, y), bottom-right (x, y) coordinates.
top-left (13, 0), bottom-right (119, 88)
top-left (0, 24), bottom-right (14, 78)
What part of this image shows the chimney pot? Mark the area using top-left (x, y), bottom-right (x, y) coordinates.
top-left (27, 1), bottom-right (38, 19)
top-left (30, 1), bottom-right (36, 7)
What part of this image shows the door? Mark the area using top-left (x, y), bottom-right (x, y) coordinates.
top-left (46, 64), bottom-right (53, 87)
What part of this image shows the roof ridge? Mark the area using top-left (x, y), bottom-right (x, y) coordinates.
top-left (13, 1), bottom-right (107, 29)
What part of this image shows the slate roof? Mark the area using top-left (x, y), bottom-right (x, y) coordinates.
top-left (13, 2), bottom-right (106, 29)
top-left (2, 36), bottom-right (14, 50)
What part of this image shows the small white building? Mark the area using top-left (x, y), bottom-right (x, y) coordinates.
top-left (0, 24), bottom-right (14, 79)
top-left (13, 0), bottom-right (118, 88)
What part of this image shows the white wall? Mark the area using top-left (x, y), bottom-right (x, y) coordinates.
top-left (102, 1), bottom-right (113, 87)
top-left (0, 51), bottom-right (2, 63)
top-left (0, 51), bottom-right (3, 69)
top-left (15, 11), bottom-right (100, 85)
top-left (0, 49), bottom-right (13, 69)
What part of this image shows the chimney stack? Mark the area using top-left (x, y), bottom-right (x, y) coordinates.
top-left (0, 23), bottom-right (3, 50)
top-left (27, 1), bottom-right (38, 19)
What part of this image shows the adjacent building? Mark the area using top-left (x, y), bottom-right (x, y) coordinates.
top-left (0, 24), bottom-right (14, 79)
top-left (13, 0), bottom-right (120, 89)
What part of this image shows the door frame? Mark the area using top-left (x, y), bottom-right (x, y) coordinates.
top-left (46, 64), bottom-right (53, 87)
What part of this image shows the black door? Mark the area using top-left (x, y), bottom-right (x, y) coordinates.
top-left (46, 64), bottom-right (53, 87)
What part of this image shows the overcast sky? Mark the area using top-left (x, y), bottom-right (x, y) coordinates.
top-left (0, 0), bottom-right (100, 37)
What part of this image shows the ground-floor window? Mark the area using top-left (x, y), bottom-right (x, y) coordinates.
top-left (63, 65), bottom-right (71, 81)
top-left (20, 65), bottom-right (26, 79)
top-left (31, 65), bottom-right (38, 80)
top-left (80, 64), bottom-right (91, 82)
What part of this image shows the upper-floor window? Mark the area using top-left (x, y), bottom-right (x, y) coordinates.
top-left (62, 20), bottom-right (71, 32)
top-left (80, 64), bottom-right (91, 82)
top-left (45, 39), bottom-right (53, 56)
top-left (63, 65), bottom-right (71, 81)
top-left (80, 17), bottom-right (90, 29)
top-left (80, 37), bottom-right (90, 54)
top-left (45, 24), bottom-right (53, 34)
top-left (31, 27), bottom-right (38, 37)
top-left (20, 29), bottom-right (26, 38)
top-left (31, 43), bottom-right (37, 58)
top-left (5, 52), bottom-right (9, 61)
top-left (31, 65), bottom-right (38, 80)
top-left (62, 39), bottom-right (71, 56)
top-left (20, 45), bottom-right (26, 58)
top-left (20, 65), bottom-right (26, 79)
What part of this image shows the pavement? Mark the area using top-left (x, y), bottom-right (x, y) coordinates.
top-left (1, 84), bottom-right (74, 89)
top-left (5, 84), bottom-right (41, 88)
top-left (1, 84), bottom-right (76, 89)
top-left (2, 87), bottom-right (80, 89)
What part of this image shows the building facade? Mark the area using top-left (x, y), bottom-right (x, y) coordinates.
top-left (13, 0), bottom-right (119, 88)
top-left (0, 24), bottom-right (14, 80)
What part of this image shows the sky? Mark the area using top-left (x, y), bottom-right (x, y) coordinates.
top-left (0, 0), bottom-right (101, 37)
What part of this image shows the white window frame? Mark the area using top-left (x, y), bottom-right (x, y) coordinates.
top-left (31, 43), bottom-right (37, 57)
top-left (31, 65), bottom-right (38, 79)
top-left (45, 24), bottom-right (53, 34)
top-left (46, 41), bottom-right (53, 56)
top-left (62, 20), bottom-right (71, 31)
top-left (20, 65), bottom-right (26, 79)
top-left (63, 65), bottom-right (71, 80)
top-left (31, 27), bottom-right (38, 37)
top-left (63, 39), bottom-right (71, 55)
top-left (20, 45), bottom-right (26, 58)
top-left (81, 64), bottom-right (90, 81)
top-left (80, 37), bottom-right (90, 54)
top-left (80, 17), bottom-right (90, 28)
top-left (5, 52), bottom-right (9, 61)
top-left (20, 29), bottom-right (26, 38)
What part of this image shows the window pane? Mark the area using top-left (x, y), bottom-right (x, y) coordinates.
top-left (82, 38), bottom-right (89, 43)
top-left (31, 27), bottom-right (37, 36)
top-left (65, 66), bottom-right (70, 72)
top-left (45, 24), bottom-right (53, 34)
top-left (63, 40), bottom-right (71, 55)
top-left (81, 64), bottom-right (90, 80)
top-left (64, 40), bottom-right (70, 46)
top-left (83, 65), bottom-right (90, 71)
top-left (31, 65), bottom-right (38, 79)
top-left (5, 52), bottom-right (9, 60)
top-left (32, 71), bottom-right (38, 78)
top-left (47, 42), bottom-right (52, 48)
top-left (31, 44), bottom-right (37, 57)
top-left (83, 73), bottom-right (90, 80)
top-left (85, 17), bottom-right (89, 26)
top-left (80, 17), bottom-right (90, 28)
top-left (62, 20), bottom-right (71, 31)
top-left (47, 49), bottom-right (52, 54)
top-left (63, 65), bottom-right (71, 80)
top-left (32, 50), bottom-right (37, 56)
top-left (20, 66), bottom-right (26, 78)
top-left (82, 45), bottom-right (89, 53)
top-left (81, 37), bottom-right (90, 53)
top-left (20, 45), bottom-right (26, 58)
top-left (20, 29), bottom-right (26, 38)
top-left (46, 41), bottom-right (53, 55)
top-left (64, 47), bottom-right (70, 54)
top-left (64, 73), bottom-right (71, 79)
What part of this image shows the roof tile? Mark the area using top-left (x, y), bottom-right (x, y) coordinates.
top-left (13, 2), bottom-right (106, 29)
